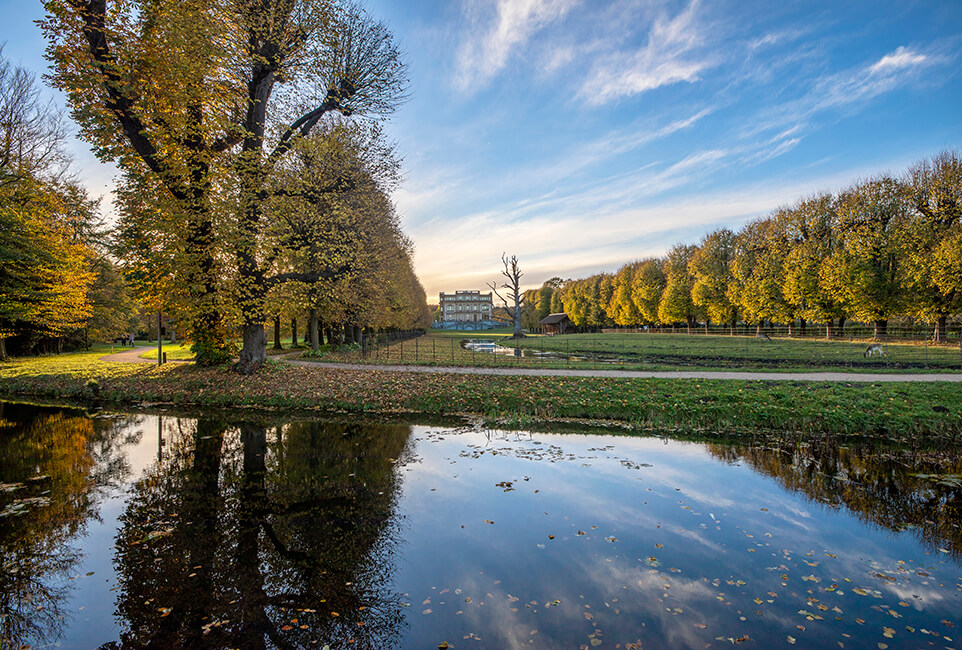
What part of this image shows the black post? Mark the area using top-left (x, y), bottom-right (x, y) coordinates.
top-left (157, 312), bottom-right (163, 366)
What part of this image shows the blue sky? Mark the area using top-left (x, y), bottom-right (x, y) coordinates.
top-left (3, 0), bottom-right (961, 298)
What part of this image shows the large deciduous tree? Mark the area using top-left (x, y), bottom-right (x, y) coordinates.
top-left (904, 150), bottom-right (962, 342)
top-left (827, 176), bottom-right (909, 340)
top-left (43, 0), bottom-right (408, 372)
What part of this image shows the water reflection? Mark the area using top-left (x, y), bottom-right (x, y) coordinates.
top-left (1, 402), bottom-right (961, 648)
top-left (706, 437), bottom-right (962, 556)
top-left (0, 402), bottom-right (140, 647)
top-left (111, 418), bottom-right (411, 648)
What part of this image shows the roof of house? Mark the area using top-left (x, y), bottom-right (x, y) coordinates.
top-left (539, 313), bottom-right (570, 325)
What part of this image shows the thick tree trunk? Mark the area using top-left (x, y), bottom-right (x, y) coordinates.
top-left (291, 317), bottom-right (298, 347)
top-left (799, 318), bottom-right (806, 337)
top-left (755, 322), bottom-right (763, 336)
top-left (787, 321), bottom-right (794, 337)
top-left (309, 309), bottom-right (319, 352)
top-left (273, 316), bottom-right (282, 349)
top-left (237, 323), bottom-right (267, 374)
top-left (873, 319), bottom-right (887, 341)
top-left (826, 321), bottom-right (833, 340)
top-left (934, 314), bottom-right (947, 343)
top-left (170, 325), bottom-right (177, 344)
top-left (352, 325), bottom-right (362, 345)
top-left (0, 336), bottom-right (7, 361)
top-left (686, 317), bottom-right (694, 335)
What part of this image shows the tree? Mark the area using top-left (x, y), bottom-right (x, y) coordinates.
top-left (489, 253), bottom-right (526, 338)
top-left (43, 0), bottom-right (409, 372)
top-left (631, 259), bottom-right (666, 325)
top-left (688, 230), bottom-right (737, 333)
top-left (728, 219), bottom-right (792, 334)
top-left (608, 264), bottom-right (641, 326)
top-left (904, 150), bottom-right (962, 342)
top-left (658, 245), bottom-right (699, 333)
top-left (826, 177), bottom-right (909, 339)
top-left (780, 194), bottom-right (846, 338)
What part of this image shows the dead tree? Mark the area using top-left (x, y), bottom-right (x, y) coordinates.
top-left (488, 253), bottom-right (526, 339)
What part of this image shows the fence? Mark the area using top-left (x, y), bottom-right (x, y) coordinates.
top-left (356, 327), bottom-right (962, 372)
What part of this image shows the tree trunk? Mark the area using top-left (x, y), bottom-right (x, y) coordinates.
top-left (934, 314), bottom-right (947, 343)
top-left (170, 325), bottom-right (177, 344)
top-left (873, 319), bottom-right (887, 341)
top-left (273, 316), bottom-right (282, 349)
top-left (826, 321), bottom-right (833, 340)
top-left (309, 309), bottom-right (319, 352)
top-left (291, 317), bottom-right (298, 347)
top-left (787, 320), bottom-right (794, 337)
top-left (686, 317), bottom-right (693, 335)
top-left (755, 322), bottom-right (763, 336)
top-left (0, 336), bottom-right (7, 361)
top-left (237, 323), bottom-right (266, 374)
top-left (799, 318), bottom-right (806, 337)
top-left (352, 325), bottom-right (362, 345)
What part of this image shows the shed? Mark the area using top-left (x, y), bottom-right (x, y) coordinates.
top-left (539, 313), bottom-right (570, 335)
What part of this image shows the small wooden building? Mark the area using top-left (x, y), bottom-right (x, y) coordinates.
top-left (539, 313), bottom-right (570, 335)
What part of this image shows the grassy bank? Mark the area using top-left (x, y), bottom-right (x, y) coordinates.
top-left (0, 348), bottom-right (960, 440)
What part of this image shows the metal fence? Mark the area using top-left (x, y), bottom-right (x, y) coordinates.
top-left (357, 327), bottom-right (962, 372)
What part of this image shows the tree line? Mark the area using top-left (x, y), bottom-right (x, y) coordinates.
top-left (0, 51), bottom-right (137, 359)
top-left (7, 0), bottom-right (431, 369)
top-left (522, 150), bottom-right (961, 342)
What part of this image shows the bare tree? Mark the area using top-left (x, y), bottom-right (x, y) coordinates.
top-left (0, 50), bottom-right (69, 186)
top-left (488, 253), bottom-right (526, 338)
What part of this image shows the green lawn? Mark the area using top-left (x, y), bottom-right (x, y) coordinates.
top-left (138, 343), bottom-right (196, 361)
top-left (330, 330), bottom-right (962, 373)
top-left (1, 346), bottom-right (960, 438)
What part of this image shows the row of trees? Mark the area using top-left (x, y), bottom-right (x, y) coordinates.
top-left (42, 0), bottom-right (429, 372)
top-left (36, 0), bottom-right (428, 372)
top-left (0, 51), bottom-right (135, 359)
top-left (523, 151), bottom-right (961, 341)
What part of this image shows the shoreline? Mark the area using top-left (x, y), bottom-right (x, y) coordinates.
top-left (1, 350), bottom-right (960, 440)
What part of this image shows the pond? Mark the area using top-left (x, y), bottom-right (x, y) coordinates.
top-left (461, 339), bottom-right (622, 363)
top-left (1, 400), bottom-right (961, 648)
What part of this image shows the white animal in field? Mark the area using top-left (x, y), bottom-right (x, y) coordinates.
top-left (864, 343), bottom-right (886, 357)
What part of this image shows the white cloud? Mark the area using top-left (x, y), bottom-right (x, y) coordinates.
top-left (869, 46), bottom-right (928, 74)
top-left (455, 0), bottom-right (579, 90)
top-left (578, 0), bottom-right (711, 105)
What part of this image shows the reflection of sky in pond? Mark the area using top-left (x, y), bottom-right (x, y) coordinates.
top-left (2, 403), bottom-right (961, 649)
top-left (395, 427), bottom-right (962, 649)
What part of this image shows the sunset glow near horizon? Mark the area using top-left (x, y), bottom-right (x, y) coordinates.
top-left (3, 0), bottom-right (961, 298)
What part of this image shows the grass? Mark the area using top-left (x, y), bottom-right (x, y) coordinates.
top-left (138, 343), bottom-right (195, 361)
top-left (0, 346), bottom-right (960, 439)
top-left (315, 330), bottom-right (962, 374)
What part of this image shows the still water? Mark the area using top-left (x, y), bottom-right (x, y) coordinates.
top-left (1, 400), bottom-right (961, 649)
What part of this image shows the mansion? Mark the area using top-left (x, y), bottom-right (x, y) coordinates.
top-left (439, 290), bottom-right (494, 322)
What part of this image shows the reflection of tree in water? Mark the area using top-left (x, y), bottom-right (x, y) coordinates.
top-left (707, 437), bottom-right (962, 554)
top-left (0, 402), bottom-right (140, 648)
top-left (113, 416), bottom-right (412, 648)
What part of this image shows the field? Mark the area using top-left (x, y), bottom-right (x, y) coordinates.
top-left (315, 330), bottom-right (962, 373)
top-left (0, 346), bottom-right (960, 438)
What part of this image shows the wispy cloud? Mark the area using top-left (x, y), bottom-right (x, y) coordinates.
top-left (744, 43), bottom-right (945, 139)
top-left (869, 45), bottom-right (928, 74)
top-left (578, 0), bottom-right (712, 105)
top-left (455, 0), bottom-right (579, 91)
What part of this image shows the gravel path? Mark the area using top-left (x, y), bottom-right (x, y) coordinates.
top-left (281, 359), bottom-right (962, 383)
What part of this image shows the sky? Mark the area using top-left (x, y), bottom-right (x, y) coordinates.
top-left (3, 0), bottom-right (961, 299)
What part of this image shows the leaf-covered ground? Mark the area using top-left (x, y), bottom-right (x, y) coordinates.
top-left (0, 349), bottom-right (960, 439)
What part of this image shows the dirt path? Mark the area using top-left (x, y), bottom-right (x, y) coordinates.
top-left (99, 346), bottom-right (187, 363)
top-left (282, 358), bottom-right (962, 383)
